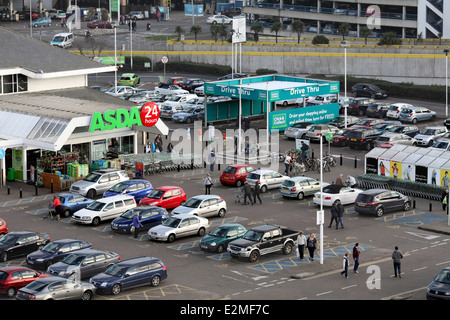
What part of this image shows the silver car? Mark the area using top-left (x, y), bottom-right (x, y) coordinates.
top-left (245, 169), bottom-right (289, 193)
top-left (283, 122), bottom-right (314, 139)
top-left (171, 195), bottom-right (227, 218)
top-left (69, 169), bottom-right (130, 198)
top-left (306, 124), bottom-right (339, 142)
top-left (16, 276), bottom-right (96, 300)
top-left (280, 177), bottom-right (329, 200)
top-left (148, 214), bottom-right (209, 243)
top-left (374, 133), bottom-right (417, 148)
top-left (398, 106), bottom-right (437, 124)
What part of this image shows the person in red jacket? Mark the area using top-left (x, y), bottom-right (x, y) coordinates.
top-left (52, 196), bottom-right (61, 221)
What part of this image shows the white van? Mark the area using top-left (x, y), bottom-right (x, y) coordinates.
top-left (50, 33), bottom-right (74, 48)
top-left (71, 194), bottom-right (136, 226)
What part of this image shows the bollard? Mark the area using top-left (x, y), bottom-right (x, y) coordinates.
top-left (312, 150), bottom-right (314, 159)
top-left (340, 154), bottom-right (343, 166)
top-left (413, 199), bottom-right (416, 209)
top-left (177, 164), bottom-right (180, 172)
top-left (218, 163), bottom-right (220, 171)
top-left (429, 202), bottom-right (432, 212)
top-left (354, 156), bottom-right (357, 168)
top-left (35, 184), bottom-right (38, 196)
top-left (19, 187), bottom-right (22, 199)
top-left (7, 186), bottom-right (10, 195)
top-left (51, 179), bottom-right (54, 193)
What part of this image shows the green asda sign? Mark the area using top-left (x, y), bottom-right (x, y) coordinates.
top-left (90, 107), bottom-right (142, 132)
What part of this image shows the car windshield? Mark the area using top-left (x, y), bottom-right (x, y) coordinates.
top-left (168, 96), bottom-right (182, 102)
top-left (242, 230), bottom-right (263, 242)
top-left (52, 36), bottom-right (64, 42)
top-left (0, 234), bottom-right (18, 245)
top-left (146, 189), bottom-right (164, 199)
top-left (282, 180), bottom-right (295, 187)
top-left (356, 120), bottom-right (372, 126)
top-left (246, 173), bottom-right (260, 180)
top-left (41, 242), bottom-right (62, 254)
top-left (82, 172), bottom-right (100, 182)
top-left (388, 126), bottom-right (403, 133)
top-left (120, 208), bottom-right (145, 219)
top-left (224, 166), bottom-right (237, 174)
top-left (208, 226), bottom-right (229, 237)
top-left (184, 198), bottom-right (202, 208)
top-left (435, 269), bottom-right (450, 284)
top-left (376, 136), bottom-right (391, 142)
top-left (108, 183), bottom-right (129, 193)
top-left (432, 141), bottom-right (449, 149)
top-left (162, 217), bottom-right (181, 228)
top-left (61, 254), bottom-right (86, 265)
top-left (86, 201), bottom-right (106, 211)
top-left (24, 280), bottom-right (48, 292)
top-left (388, 106), bottom-right (398, 111)
top-left (104, 264), bottom-right (128, 277)
top-left (419, 129), bottom-right (436, 135)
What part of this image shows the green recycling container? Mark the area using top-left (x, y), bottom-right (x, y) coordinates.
top-left (7, 168), bottom-right (15, 181)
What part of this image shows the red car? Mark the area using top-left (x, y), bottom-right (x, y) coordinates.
top-left (0, 218), bottom-right (7, 236)
top-left (220, 164), bottom-right (256, 187)
top-left (0, 266), bottom-right (49, 298)
top-left (87, 20), bottom-right (112, 29)
top-left (139, 186), bottom-right (187, 209)
top-left (330, 129), bottom-right (351, 147)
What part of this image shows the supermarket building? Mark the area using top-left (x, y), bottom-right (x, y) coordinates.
top-left (0, 27), bottom-right (168, 186)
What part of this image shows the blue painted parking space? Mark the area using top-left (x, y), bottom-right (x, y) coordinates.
top-left (375, 210), bottom-right (448, 226)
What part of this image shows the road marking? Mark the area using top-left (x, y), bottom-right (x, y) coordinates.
top-left (342, 284), bottom-right (357, 290)
top-left (412, 267), bottom-right (428, 272)
top-left (316, 290), bottom-right (332, 296)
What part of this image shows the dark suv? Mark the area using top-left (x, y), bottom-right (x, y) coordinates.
top-left (347, 98), bottom-right (376, 116)
top-left (181, 78), bottom-right (204, 93)
top-left (347, 128), bottom-right (381, 150)
top-left (351, 83), bottom-right (388, 99)
top-left (366, 102), bottom-right (391, 118)
top-left (354, 189), bottom-right (411, 217)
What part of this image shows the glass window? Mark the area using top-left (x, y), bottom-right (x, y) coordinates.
top-left (21, 270), bottom-right (37, 279)
top-left (94, 254), bottom-right (106, 262)
top-left (11, 271), bottom-right (22, 280)
top-left (83, 255), bottom-right (95, 265)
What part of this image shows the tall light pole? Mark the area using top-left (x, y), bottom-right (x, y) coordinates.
top-left (445, 49), bottom-right (449, 118)
top-left (341, 41), bottom-right (348, 128)
top-left (114, 26), bottom-right (117, 94)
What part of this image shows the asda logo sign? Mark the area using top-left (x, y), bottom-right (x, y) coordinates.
top-left (89, 107), bottom-right (142, 132)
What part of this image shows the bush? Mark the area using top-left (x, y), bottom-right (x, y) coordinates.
top-left (153, 61), bottom-right (231, 76)
top-left (378, 32), bottom-right (402, 46)
top-left (256, 68), bottom-right (277, 75)
top-left (312, 35), bottom-right (329, 45)
top-left (120, 56), bottom-right (152, 72)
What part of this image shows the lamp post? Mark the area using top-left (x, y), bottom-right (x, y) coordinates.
top-left (114, 26), bottom-right (117, 94)
top-left (444, 49), bottom-right (449, 118)
top-left (341, 41), bottom-right (348, 128)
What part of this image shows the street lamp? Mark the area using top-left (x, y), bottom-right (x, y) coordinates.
top-left (444, 49), bottom-right (449, 118)
top-left (341, 41), bottom-right (349, 128)
top-left (114, 25), bottom-right (117, 94)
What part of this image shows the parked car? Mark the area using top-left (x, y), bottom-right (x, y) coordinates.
top-left (347, 98), bottom-right (376, 116)
top-left (398, 106), bottom-right (437, 124)
top-left (414, 126), bottom-right (448, 147)
top-left (0, 218), bottom-right (8, 236)
top-left (283, 122), bottom-right (314, 139)
top-left (160, 104), bottom-right (184, 119)
top-left (70, 169), bottom-right (130, 198)
top-left (387, 124), bottom-right (420, 138)
top-left (374, 133), bottom-right (417, 148)
top-left (171, 106), bottom-right (204, 123)
top-left (50, 32), bottom-right (74, 48)
top-left (49, 193), bottom-right (94, 218)
top-left (103, 180), bottom-right (152, 203)
top-left (313, 184), bottom-right (364, 206)
top-left (428, 140), bottom-right (450, 151)
top-left (30, 17), bottom-right (52, 27)
top-left (90, 257), bottom-right (167, 295)
top-left (426, 266), bottom-right (450, 300)
top-left (127, 11), bottom-right (145, 19)
top-left (182, 96), bottom-right (205, 108)
top-left (386, 103), bottom-right (413, 119)
top-left (347, 128), bottom-right (382, 150)
top-left (306, 124), bottom-right (339, 142)
top-left (26, 239), bottom-right (92, 269)
top-left (354, 189), bottom-right (411, 217)
top-left (111, 206), bottom-right (168, 234)
top-left (351, 83), bottom-right (388, 99)
top-left (0, 266), bottom-right (50, 298)
top-left (87, 20), bottom-right (112, 28)
top-left (72, 195), bottom-right (137, 226)
top-left (307, 94), bottom-right (338, 105)
top-left (280, 177), bottom-right (328, 200)
top-left (207, 15), bottom-right (233, 24)
top-left (366, 102), bottom-right (392, 118)
top-left (330, 128), bottom-right (353, 147)
top-left (220, 164), bottom-right (256, 187)
top-left (371, 120), bottom-right (402, 133)
top-left (245, 169), bottom-right (290, 193)
top-left (117, 73), bottom-right (140, 87)
top-left (104, 86), bottom-right (136, 97)
top-left (444, 118), bottom-right (450, 128)
top-left (165, 77), bottom-right (187, 86)
top-left (199, 223), bottom-right (247, 253)
top-left (218, 73), bottom-right (248, 80)
top-left (0, 231), bottom-right (50, 262)
top-left (47, 249), bottom-right (120, 280)
top-left (181, 78), bottom-right (204, 93)
top-left (139, 186), bottom-right (187, 209)
top-left (276, 98), bottom-right (297, 107)
top-left (328, 116), bottom-right (359, 128)
top-left (194, 85), bottom-right (204, 95)
top-left (353, 118), bottom-right (383, 128)
top-left (171, 195), bottom-right (227, 218)
top-left (47, 9), bottom-right (64, 19)
top-left (154, 84), bottom-right (188, 95)
top-left (148, 214), bottom-right (209, 243)
top-left (16, 276), bottom-right (96, 300)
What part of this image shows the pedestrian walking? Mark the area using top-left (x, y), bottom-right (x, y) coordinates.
top-left (284, 153), bottom-right (291, 176)
top-left (253, 181), bottom-right (262, 204)
top-left (154, 134), bottom-right (163, 152)
top-left (242, 182), bottom-right (253, 205)
top-left (204, 174), bottom-right (213, 195)
top-left (132, 212), bottom-right (143, 238)
top-left (52, 195), bottom-right (62, 221)
top-left (441, 189), bottom-right (449, 212)
top-left (306, 233), bottom-right (317, 261)
top-left (341, 253), bottom-right (349, 278)
top-left (336, 173), bottom-right (345, 186)
top-left (208, 149), bottom-right (216, 172)
top-left (336, 199), bottom-right (345, 229)
top-left (328, 200), bottom-right (339, 229)
top-left (392, 246), bottom-right (403, 278)
top-left (352, 243), bottom-right (360, 274)
top-left (297, 232), bottom-right (306, 260)
top-left (300, 141), bottom-right (309, 164)
top-left (132, 18), bottom-right (137, 31)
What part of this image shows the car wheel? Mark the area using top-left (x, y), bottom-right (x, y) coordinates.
top-left (92, 217), bottom-right (101, 226)
top-left (151, 275), bottom-right (161, 287)
top-left (297, 192), bottom-right (305, 200)
top-left (428, 140), bottom-right (434, 147)
top-left (404, 201), bottom-right (411, 211)
top-left (198, 227), bottom-right (206, 237)
top-left (212, 21), bottom-right (217, 24)
top-left (412, 118), bottom-right (418, 124)
top-left (249, 250), bottom-right (260, 263)
top-left (376, 207), bottom-right (384, 217)
top-left (63, 209), bottom-right (71, 218)
top-left (112, 284), bottom-right (121, 295)
top-left (6, 287), bottom-right (16, 298)
top-left (431, 115), bottom-right (436, 121)
top-left (260, 185), bottom-right (268, 193)
top-left (216, 244), bottom-right (226, 253)
top-left (81, 290), bottom-right (94, 300)
top-left (186, 117), bottom-right (192, 124)
top-left (358, 109), bottom-right (364, 116)
top-left (0, 252), bottom-right (7, 262)
top-left (87, 189), bottom-right (96, 199)
top-left (218, 208), bottom-right (226, 218)
top-left (366, 142), bottom-right (373, 151)
top-left (352, 91), bottom-right (358, 97)
top-left (283, 101), bottom-right (288, 107)
top-left (167, 234), bottom-right (176, 243)
top-left (283, 242), bottom-right (293, 255)
top-left (235, 180), bottom-right (243, 187)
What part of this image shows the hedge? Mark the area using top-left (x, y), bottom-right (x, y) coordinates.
top-left (153, 61), bottom-right (231, 76)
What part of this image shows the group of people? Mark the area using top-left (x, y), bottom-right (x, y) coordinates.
top-left (240, 181), bottom-right (262, 205)
top-left (336, 173), bottom-right (357, 188)
top-left (146, 134), bottom-right (174, 154)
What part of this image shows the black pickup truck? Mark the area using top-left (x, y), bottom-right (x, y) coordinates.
top-left (227, 225), bottom-right (299, 262)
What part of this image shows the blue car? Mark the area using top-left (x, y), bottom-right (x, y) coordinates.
top-left (103, 180), bottom-right (152, 202)
top-left (54, 193), bottom-right (94, 217)
top-left (110, 206), bottom-right (168, 234)
top-left (31, 17), bottom-right (52, 27)
top-left (26, 238), bottom-right (92, 269)
top-left (90, 257), bottom-right (167, 295)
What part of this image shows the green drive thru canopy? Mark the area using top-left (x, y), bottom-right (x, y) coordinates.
top-left (203, 74), bottom-right (340, 131)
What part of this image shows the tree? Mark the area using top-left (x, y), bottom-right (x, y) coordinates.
top-left (378, 32), bottom-right (402, 46)
top-left (250, 23), bottom-right (263, 42)
top-left (270, 21), bottom-right (282, 43)
top-left (190, 25), bottom-right (202, 42)
top-left (312, 35), bottom-right (329, 45)
top-left (337, 22), bottom-right (351, 41)
top-left (175, 25), bottom-right (185, 41)
top-left (291, 19), bottom-right (304, 44)
top-left (210, 24), bottom-right (220, 42)
top-left (359, 26), bottom-right (373, 45)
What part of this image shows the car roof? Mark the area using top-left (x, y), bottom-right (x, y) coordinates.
top-left (7, 231), bottom-right (35, 236)
top-left (118, 179), bottom-right (149, 185)
top-left (251, 225), bottom-right (280, 232)
top-left (54, 32), bottom-right (73, 36)
top-left (67, 249), bottom-right (108, 256)
top-left (250, 169), bottom-right (276, 174)
top-left (114, 257), bottom-right (161, 267)
top-left (0, 266), bottom-right (36, 273)
top-left (94, 194), bottom-right (135, 202)
top-left (227, 164), bottom-right (253, 168)
top-left (156, 186), bottom-right (182, 191)
top-left (190, 195), bottom-right (221, 200)
top-left (359, 189), bottom-right (389, 195)
top-left (51, 238), bottom-right (84, 244)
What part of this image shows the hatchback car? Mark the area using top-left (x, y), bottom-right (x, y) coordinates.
top-left (220, 164), bottom-right (256, 187)
top-left (426, 267), bottom-right (450, 300)
top-left (87, 20), bottom-right (112, 28)
top-left (139, 186), bottom-right (187, 209)
top-left (371, 120), bottom-right (402, 133)
top-left (154, 84), bottom-right (188, 95)
top-left (347, 128), bottom-right (382, 150)
top-left (354, 189), bottom-right (411, 217)
top-left (0, 231), bottom-right (50, 262)
top-left (207, 15), bottom-right (233, 24)
top-left (398, 106), bottom-right (437, 124)
top-left (328, 116), bottom-right (359, 128)
top-left (280, 177), bottom-right (328, 200)
top-left (127, 11), bottom-right (145, 19)
top-left (16, 276), bottom-right (95, 300)
top-left (375, 133), bottom-right (417, 148)
top-left (0, 266), bottom-right (49, 298)
top-left (387, 124), bottom-right (420, 138)
top-left (90, 257), bottom-right (167, 295)
top-left (283, 122), bottom-right (314, 139)
top-left (105, 86), bottom-right (136, 97)
top-left (245, 170), bottom-right (290, 193)
top-left (171, 195), bottom-right (227, 218)
top-left (111, 206), bottom-right (168, 234)
top-left (171, 106), bottom-right (204, 123)
top-left (313, 184), bottom-right (364, 206)
top-left (70, 169), bottom-right (130, 198)
top-left (103, 179), bottom-right (152, 203)
top-left (148, 214), bottom-right (209, 243)
top-left (330, 128), bottom-right (352, 147)
top-left (47, 249), bottom-right (120, 280)
top-left (306, 124), bottom-right (339, 142)
top-left (0, 218), bottom-right (7, 236)
top-left (366, 102), bottom-right (391, 118)
top-left (353, 118), bottom-right (383, 128)
top-left (160, 104), bottom-right (184, 119)
top-left (117, 73), bottom-right (140, 87)
top-left (199, 223), bottom-right (247, 253)
top-left (386, 103), bottom-right (413, 119)
top-left (51, 193), bottom-right (94, 218)
top-left (26, 239), bottom-right (92, 269)
top-left (307, 94), bottom-right (338, 105)
top-left (351, 83), bottom-right (388, 99)
top-left (429, 140), bottom-right (450, 151)
top-left (414, 126), bottom-right (448, 147)
top-left (181, 78), bottom-right (204, 93)
top-left (31, 17), bottom-right (52, 27)
top-left (218, 73), bottom-right (248, 80)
